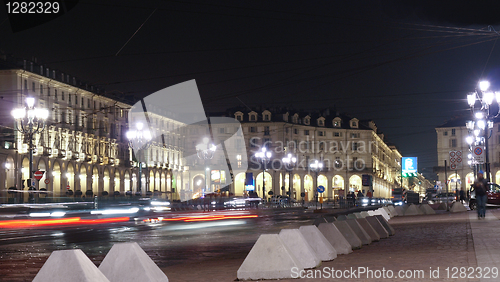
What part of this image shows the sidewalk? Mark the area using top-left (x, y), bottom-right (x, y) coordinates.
top-left (161, 208), bottom-right (500, 281)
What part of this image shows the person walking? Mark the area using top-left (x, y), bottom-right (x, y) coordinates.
top-left (473, 171), bottom-right (489, 219)
top-left (459, 188), bottom-right (465, 204)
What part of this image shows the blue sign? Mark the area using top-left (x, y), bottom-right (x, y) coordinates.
top-left (317, 185), bottom-right (325, 193)
top-left (245, 172), bottom-right (255, 191)
top-left (402, 157), bottom-right (418, 174)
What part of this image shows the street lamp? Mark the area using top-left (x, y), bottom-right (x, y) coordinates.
top-left (196, 137), bottom-right (216, 194)
top-left (11, 97), bottom-right (49, 194)
top-left (126, 122), bottom-right (152, 194)
top-left (282, 153), bottom-right (297, 201)
top-left (465, 80), bottom-right (500, 182)
top-left (255, 147), bottom-right (272, 199)
top-left (309, 159), bottom-right (323, 208)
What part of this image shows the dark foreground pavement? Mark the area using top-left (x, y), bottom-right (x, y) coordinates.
top-left (162, 209), bottom-right (500, 282)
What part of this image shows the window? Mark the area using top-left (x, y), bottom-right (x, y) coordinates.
top-left (81, 98), bottom-right (84, 108)
top-left (32, 82), bottom-right (35, 92)
top-left (443, 131), bottom-right (448, 136)
top-left (264, 126), bottom-right (270, 135)
top-left (333, 120), bottom-right (341, 127)
top-left (62, 91), bottom-right (65, 100)
top-left (250, 127), bottom-right (257, 133)
top-left (351, 133), bottom-right (360, 138)
top-left (24, 80), bottom-right (27, 92)
top-left (450, 139), bottom-right (457, 147)
top-left (451, 129), bottom-right (456, 136)
top-left (334, 132), bottom-right (341, 137)
top-left (88, 99), bottom-right (91, 108)
top-left (304, 130), bottom-right (310, 135)
top-left (40, 85), bottom-right (43, 95)
top-left (352, 142), bottom-right (359, 151)
top-left (236, 115), bottom-right (242, 121)
top-left (250, 137), bottom-right (259, 148)
top-left (318, 131), bottom-right (324, 136)
top-left (351, 121), bottom-right (357, 127)
top-left (68, 94), bottom-right (71, 104)
top-left (263, 138), bottom-right (271, 148)
top-left (219, 128), bottom-right (225, 134)
top-left (304, 118), bottom-right (310, 125)
top-left (54, 89), bottom-right (58, 100)
top-left (264, 114), bottom-right (270, 121)
top-left (318, 120), bottom-right (324, 126)
top-left (335, 157), bottom-right (342, 169)
top-left (294, 128), bottom-right (298, 134)
top-left (250, 114), bottom-right (256, 121)
top-left (285, 128), bottom-right (289, 134)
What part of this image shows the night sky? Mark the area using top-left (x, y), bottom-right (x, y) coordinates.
top-left (2, 0), bottom-right (500, 180)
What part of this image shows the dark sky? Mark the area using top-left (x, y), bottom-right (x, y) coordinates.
top-left (2, 0), bottom-right (500, 180)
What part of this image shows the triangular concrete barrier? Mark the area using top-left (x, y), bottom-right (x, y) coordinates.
top-left (360, 211), bottom-right (370, 218)
top-left (353, 212), bottom-right (364, 219)
top-left (387, 205), bottom-right (398, 216)
top-left (382, 207), bottom-right (393, 218)
top-left (401, 204), bottom-right (409, 212)
top-left (345, 219), bottom-right (372, 245)
top-left (374, 215), bottom-right (395, 236)
top-left (365, 216), bottom-right (389, 238)
top-left (33, 249), bottom-right (110, 282)
top-left (394, 206), bottom-right (405, 216)
top-left (237, 234), bottom-right (303, 280)
top-left (99, 242), bottom-right (168, 282)
top-left (450, 202), bottom-right (468, 213)
top-left (356, 218), bottom-right (380, 241)
top-left (332, 221), bottom-right (362, 249)
top-left (403, 204), bottom-right (420, 216)
top-left (279, 229), bottom-right (321, 269)
top-left (367, 210), bottom-right (376, 216)
top-left (376, 208), bottom-right (391, 221)
top-left (317, 223), bottom-right (352, 255)
top-left (347, 213), bottom-right (357, 219)
top-left (336, 215), bottom-right (347, 221)
top-left (299, 226), bottom-right (337, 261)
top-left (313, 217), bottom-right (329, 226)
top-left (420, 204), bottom-right (436, 215)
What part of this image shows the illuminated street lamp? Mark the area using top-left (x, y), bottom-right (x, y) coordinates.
top-left (196, 137), bottom-right (216, 193)
top-left (11, 97), bottom-right (49, 194)
top-left (465, 80), bottom-right (500, 181)
top-left (309, 159), bottom-right (323, 208)
top-left (255, 147), bottom-right (272, 199)
top-left (126, 122), bottom-right (152, 193)
top-left (282, 153), bottom-right (297, 201)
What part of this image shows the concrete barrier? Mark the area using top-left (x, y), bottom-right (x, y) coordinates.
top-left (345, 219), bottom-right (372, 245)
top-left (437, 202), bottom-right (448, 210)
top-left (33, 249), bottom-right (110, 282)
top-left (237, 234), bottom-right (303, 280)
top-left (279, 229), bottom-right (321, 269)
top-left (336, 215), bottom-right (347, 221)
top-left (403, 204), bottom-right (420, 216)
top-left (394, 206), bottom-right (405, 216)
top-left (367, 210), bottom-right (376, 216)
top-left (332, 221), bottom-right (362, 249)
top-left (360, 211), bottom-right (370, 218)
top-left (376, 208), bottom-right (391, 221)
top-left (382, 206), bottom-right (393, 218)
top-left (401, 204), bottom-right (409, 212)
top-left (450, 202), bottom-right (467, 213)
top-left (313, 217), bottom-right (329, 226)
top-left (374, 215), bottom-right (395, 236)
top-left (356, 218), bottom-right (380, 241)
top-left (317, 223), bottom-right (353, 255)
top-left (99, 242), bottom-right (169, 282)
top-left (420, 204), bottom-right (436, 215)
top-left (353, 212), bottom-right (364, 219)
top-left (387, 205), bottom-right (398, 216)
top-left (365, 216), bottom-right (389, 238)
top-left (347, 213), bottom-right (357, 219)
top-left (299, 225), bottom-right (337, 261)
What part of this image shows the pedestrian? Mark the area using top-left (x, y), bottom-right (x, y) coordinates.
top-left (459, 188), bottom-right (465, 204)
top-left (351, 192), bottom-right (356, 207)
top-left (366, 190), bottom-right (373, 198)
top-left (473, 171), bottom-right (489, 219)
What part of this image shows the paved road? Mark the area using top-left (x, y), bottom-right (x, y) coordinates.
top-left (0, 208), bottom-right (317, 281)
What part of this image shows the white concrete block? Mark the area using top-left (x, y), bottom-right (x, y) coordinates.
top-left (367, 210), bottom-right (376, 216)
top-left (360, 211), bottom-right (370, 218)
top-left (420, 204), bottom-right (436, 215)
top-left (353, 212), bottom-right (364, 219)
top-left (356, 218), bottom-right (380, 241)
top-left (376, 208), bottom-right (391, 221)
top-left (374, 215), bottom-right (395, 236)
top-left (317, 223), bottom-right (352, 255)
top-left (403, 204), bottom-right (420, 216)
top-left (332, 221), bottom-right (362, 249)
top-left (382, 206), bottom-right (393, 218)
top-left (387, 205), bottom-right (398, 216)
top-left (345, 219), bottom-right (372, 245)
top-left (394, 206), bottom-right (405, 216)
top-left (279, 229), bottom-right (321, 269)
top-left (33, 249), bottom-right (110, 282)
top-left (299, 225), bottom-right (337, 261)
top-left (237, 234), bottom-right (303, 280)
top-left (99, 242), bottom-right (168, 282)
top-left (450, 202), bottom-right (467, 213)
top-left (366, 216), bottom-right (389, 239)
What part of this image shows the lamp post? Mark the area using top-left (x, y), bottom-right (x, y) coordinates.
top-left (282, 153), bottom-right (297, 203)
top-left (309, 159), bottom-right (323, 208)
top-left (465, 80), bottom-right (500, 182)
top-left (126, 122), bottom-right (152, 195)
top-left (255, 147), bottom-right (272, 200)
top-left (11, 97), bottom-right (49, 198)
top-left (196, 137), bottom-right (216, 194)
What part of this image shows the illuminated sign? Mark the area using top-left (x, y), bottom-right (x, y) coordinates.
top-left (402, 157), bottom-right (417, 176)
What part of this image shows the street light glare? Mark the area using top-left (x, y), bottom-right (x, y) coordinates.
top-left (479, 80), bottom-right (490, 91)
top-left (11, 108), bottom-right (26, 119)
top-left (467, 93), bottom-right (476, 106)
top-left (475, 112), bottom-right (484, 119)
top-left (477, 120), bottom-right (486, 130)
top-left (484, 91), bottom-right (494, 105)
top-left (465, 136), bottom-right (473, 145)
top-left (26, 97), bottom-right (35, 108)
